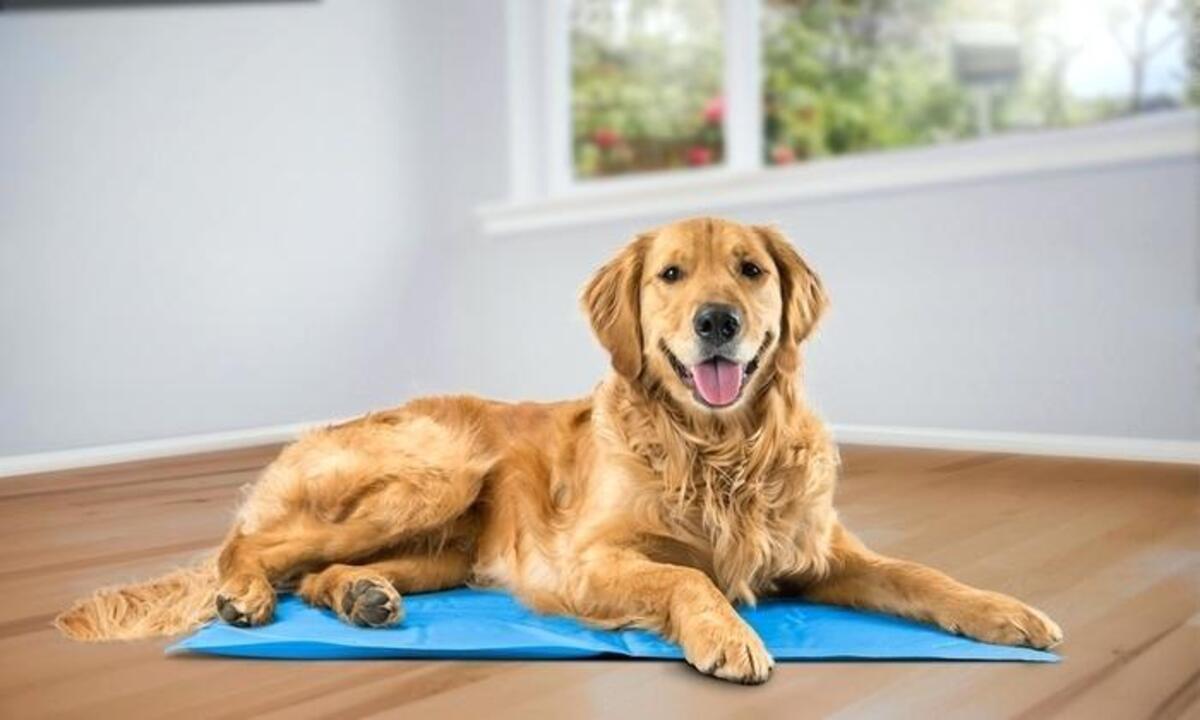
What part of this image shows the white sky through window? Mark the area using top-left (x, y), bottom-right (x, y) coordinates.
top-left (1053, 0), bottom-right (1190, 99)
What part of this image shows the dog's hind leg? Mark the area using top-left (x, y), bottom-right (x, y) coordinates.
top-left (215, 412), bottom-right (495, 627)
top-left (297, 549), bottom-right (473, 627)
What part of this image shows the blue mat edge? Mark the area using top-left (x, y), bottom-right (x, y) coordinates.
top-left (168, 590), bottom-right (1060, 664)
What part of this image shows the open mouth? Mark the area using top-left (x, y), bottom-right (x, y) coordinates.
top-left (661, 333), bottom-right (772, 409)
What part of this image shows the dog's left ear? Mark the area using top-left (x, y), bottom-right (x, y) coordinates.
top-left (756, 225), bottom-right (828, 356)
top-left (581, 233), bottom-right (650, 379)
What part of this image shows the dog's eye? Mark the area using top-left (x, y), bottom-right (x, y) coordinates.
top-left (659, 266), bottom-right (682, 283)
top-left (740, 261), bottom-right (763, 278)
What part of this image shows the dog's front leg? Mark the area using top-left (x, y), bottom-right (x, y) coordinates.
top-left (796, 525), bottom-right (1063, 649)
top-left (574, 546), bottom-right (774, 684)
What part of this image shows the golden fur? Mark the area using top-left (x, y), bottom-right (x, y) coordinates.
top-left (58, 217), bottom-right (1061, 684)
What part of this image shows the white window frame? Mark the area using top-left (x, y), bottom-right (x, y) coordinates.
top-left (482, 0), bottom-right (1199, 236)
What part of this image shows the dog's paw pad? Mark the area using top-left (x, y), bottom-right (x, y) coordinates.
top-left (215, 575), bottom-right (275, 627)
top-left (215, 594), bottom-right (247, 626)
top-left (340, 577), bottom-right (404, 628)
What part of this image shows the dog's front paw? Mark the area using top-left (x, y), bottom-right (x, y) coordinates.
top-left (680, 612), bottom-right (774, 685)
top-left (338, 576), bottom-right (404, 628)
top-left (947, 591), bottom-right (1063, 649)
top-left (215, 573), bottom-right (276, 627)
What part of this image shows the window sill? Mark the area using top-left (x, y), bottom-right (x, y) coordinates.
top-left (477, 109), bottom-right (1198, 237)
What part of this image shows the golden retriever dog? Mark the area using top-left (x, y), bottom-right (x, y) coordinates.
top-left (58, 217), bottom-right (1061, 684)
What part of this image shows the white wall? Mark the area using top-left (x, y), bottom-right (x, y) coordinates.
top-left (1, 0), bottom-right (1196, 460)
top-left (0, 1), bottom-right (450, 455)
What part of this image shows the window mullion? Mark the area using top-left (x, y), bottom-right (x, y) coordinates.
top-left (546, 0), bottom-right (572, 194)
top-left (723, 0), bottom-right (763, 172)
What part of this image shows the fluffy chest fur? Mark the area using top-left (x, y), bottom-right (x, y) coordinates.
top-left (595, 378), bottom-right (840, 603)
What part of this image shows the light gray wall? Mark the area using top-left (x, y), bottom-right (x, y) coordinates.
top-left (2, 0), bottom-right (1196, 457)
top-left (432, 1), bottom-right (1200, 442)
top-left (442, 162), bottom-right (1200, 442)
top-left (0, 1), bottom-right (446, 454)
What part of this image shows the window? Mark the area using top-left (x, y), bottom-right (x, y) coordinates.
top-left (571, 0), bottom-right (725, 179)
top-left (482, 0), bottom-right (1198, 233)
top-left (762, 0), bottom-right (1197, 166)
top-left (566, 0), bottom-right (1197, 178)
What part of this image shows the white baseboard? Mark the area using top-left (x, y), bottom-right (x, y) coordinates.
top-left (0, 419), bottom-right (338, 479)
top-left (2, 419), bottom-right (1196, 479)
top-left (831, 424), bottom-right (1200, 465)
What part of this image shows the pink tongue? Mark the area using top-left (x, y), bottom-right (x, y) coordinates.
top-left (691, 358), bottom-right (744, 407)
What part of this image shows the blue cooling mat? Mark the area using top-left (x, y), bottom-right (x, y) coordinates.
top-left (168, 587), bottom-right (1057, 663)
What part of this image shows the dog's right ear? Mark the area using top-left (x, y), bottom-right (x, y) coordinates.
top-left (582, 233), bottom-right (650, 379)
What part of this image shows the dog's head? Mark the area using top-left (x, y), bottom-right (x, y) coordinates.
top-left (583, 217), bottom-right (827, 414)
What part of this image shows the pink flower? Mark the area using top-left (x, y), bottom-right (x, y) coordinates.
top-left (686, 145), bottom-right (713, 166)
top-left (593, 127), bottom-right (620, 150)
top-left (703, 97), bottom-right (724, 125)
top-left (770, 145), bottom-right (796, 165)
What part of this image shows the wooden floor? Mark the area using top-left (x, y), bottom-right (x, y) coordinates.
top-left (0, 445), bottom-right (1196, 719)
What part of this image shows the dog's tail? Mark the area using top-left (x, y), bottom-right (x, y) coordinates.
top-left (55, 555), bottom-right (219, 641)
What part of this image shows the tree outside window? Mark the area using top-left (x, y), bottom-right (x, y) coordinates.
top-left (569, 0), bottom-right (1197, 179)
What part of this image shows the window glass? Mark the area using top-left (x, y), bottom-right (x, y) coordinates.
top-left (763, 0), bottom-right (1197, 166)
top-left (571, 0), bottom-right (725, 179)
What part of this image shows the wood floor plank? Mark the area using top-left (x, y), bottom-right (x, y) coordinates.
top-left (1041, 612), bottom-right (1199, 719)
top-left (0, 446), bottom-right (1195, 719)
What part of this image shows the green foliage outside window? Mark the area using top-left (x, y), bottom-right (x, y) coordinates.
top-left (571, 0), bottom-right (725, 179)
top-left (764, 0), bottom-right (1197, 166)
top-left (571, 0), bottom-right (1197, 179)
top-left (763, 0), bottom-right (972, 164)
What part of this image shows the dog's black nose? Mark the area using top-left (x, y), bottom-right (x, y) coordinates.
top-left (694, 304), bottom-right (742, 344)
